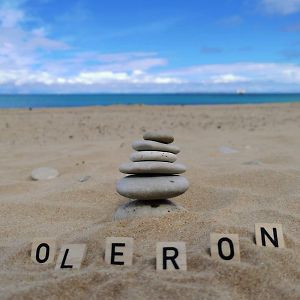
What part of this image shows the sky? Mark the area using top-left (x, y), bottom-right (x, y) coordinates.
top-left (0, 0), bottom-right (300, 93)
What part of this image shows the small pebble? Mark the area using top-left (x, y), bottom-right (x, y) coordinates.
top-left (243, 160), bottom-right (261, 165)
top-left (79, 175), bottom-right (91, 182)
top-left (219, 146), bottom-right (238, 154)
top-left (31, 167), bottom-right (59, 181)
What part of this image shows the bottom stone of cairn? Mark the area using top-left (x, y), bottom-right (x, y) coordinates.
top-left (113, 199), bottom-right (185, 220)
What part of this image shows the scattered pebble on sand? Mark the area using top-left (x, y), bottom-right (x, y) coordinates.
top-left (219, 146), bottom-right (239, 154)
top-left (243, 160), bottom-right (262, 165)
top-left (31, 167), bottom-right (59, 181)
top-left (79, 175), bottom-right (91, 182)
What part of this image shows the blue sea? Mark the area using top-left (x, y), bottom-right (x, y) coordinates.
top-left (0, 94), bottom-right (299, 108)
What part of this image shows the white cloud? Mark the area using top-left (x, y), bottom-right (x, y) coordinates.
top-left (262, 0), bottom-right (300, 15)
top-left (0, 26), bottom-right (68, 71)
top-left (210, 74), bottom-right (249, 84)
top-left (162, 62), bottom-right (300, 84)
top-left (75, 71), bottom-right (129, 84)
top-left (2, 62), bottom-right (300, 92)
top-left (0, 7), bottom-right (24, 27)
top-left (104, 57), bottom-right (167, 72)
top-left (97, 52), bottom-right (157, 63)
top-left (0, 69), bottom-right (183, 88)
top-left (0, 0), bottom-right (69, 73)
top-left (149, 62), bottom-right (300, 92)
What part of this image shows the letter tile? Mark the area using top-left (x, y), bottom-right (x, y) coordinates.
top-left (105, 237), bottom-right (134, 266)
top-left (156, 242), bottom-right (187, 271)
top-left (210, 233), bottom-right (240, 262)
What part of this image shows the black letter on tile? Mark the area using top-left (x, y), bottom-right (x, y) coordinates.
top-left (36, 243), bottom-right (50, 263)
top-left (261, 227), bottom-right (278, 247)
top-left (60, 249), bottom-right (73, 268)
top-left (218, 238), bottom-right (234, 260)
top-left (162, 247), bottom-right (179, 269)
top-left (111, 243), bottom-right (125, 265)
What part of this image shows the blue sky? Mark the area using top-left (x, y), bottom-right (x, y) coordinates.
top-left (0, 0), bottom-right (300, 93)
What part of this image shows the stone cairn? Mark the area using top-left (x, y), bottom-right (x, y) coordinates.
top-left (114, 131), bottom-right (189, 220)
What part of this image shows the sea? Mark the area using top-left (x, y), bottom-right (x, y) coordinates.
top-left (0, 93), bottom-right (299, 108)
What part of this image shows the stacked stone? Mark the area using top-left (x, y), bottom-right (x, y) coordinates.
top-left (115, 131), bottom-right (189, 220)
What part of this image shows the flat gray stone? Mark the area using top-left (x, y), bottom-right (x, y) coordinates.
top-left (219, 146), bottom-right (238, 154)
top-left (113, 199), bottom-right (185, 220)
top-left (116, 175), bottom-right (189, 200)
top-left (79, 175), bottom-right (91, 182)
top-left (243, 160), bottom-right (262, 166)
top-left (119, 161), bottom-right (186, 174)
top-left (132, 140), bottom-right (180, 154)
top-left (31, 167), bottom-right (59, 181)
top-left (130, 151), bottom-right (177, 163)
top-left (143, 131), bottom-right (174, 144)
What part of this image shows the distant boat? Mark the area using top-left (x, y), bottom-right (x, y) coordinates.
top-left (236, 89), bottom-right (246, 95)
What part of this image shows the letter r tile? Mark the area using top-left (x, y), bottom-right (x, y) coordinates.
top-left (156, 242), bottom-right (187, 271)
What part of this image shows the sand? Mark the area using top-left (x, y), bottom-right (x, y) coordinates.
top-left (0, 103), bottom-right (299, 299)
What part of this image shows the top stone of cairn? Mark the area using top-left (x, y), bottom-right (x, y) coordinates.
top-left (143, 131), bottom-right (174, 144)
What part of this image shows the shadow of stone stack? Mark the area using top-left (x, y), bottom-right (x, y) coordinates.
top-left (114, 131), bottom-right (189, 220)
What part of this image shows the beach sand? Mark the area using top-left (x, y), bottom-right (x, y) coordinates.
top-left (0, 103), bottom-right (299, 299)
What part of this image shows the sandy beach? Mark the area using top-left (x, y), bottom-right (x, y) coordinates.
top-left (0, 103), bottom-right (299, 299)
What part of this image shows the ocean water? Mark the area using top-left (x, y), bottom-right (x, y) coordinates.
top-left (0, 94), bottom-right (299, 108)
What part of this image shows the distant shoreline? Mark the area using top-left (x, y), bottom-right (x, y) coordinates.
top-left (0, 93), bottom-right (300, 108)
